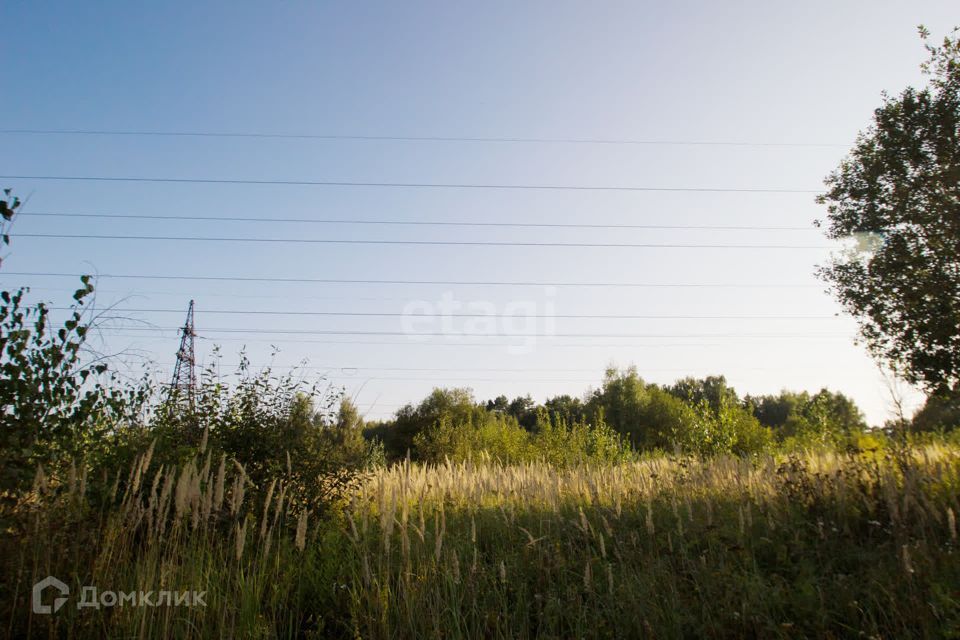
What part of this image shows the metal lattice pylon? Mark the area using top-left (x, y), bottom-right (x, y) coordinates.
top-left (170, 299), bottom-right (197, 409)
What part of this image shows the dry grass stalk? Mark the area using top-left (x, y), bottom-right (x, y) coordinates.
top-left (260, 478), bottom-right (277, 540)
top-left (295, 510), bottom-right (309, 551)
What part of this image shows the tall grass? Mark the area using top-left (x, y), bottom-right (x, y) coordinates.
top-left (4, 445), bottom-right (960, 638)
top-left (343, 446), bottom-right (960, 638)
top-left (2, 447), bottom-right (346, 638)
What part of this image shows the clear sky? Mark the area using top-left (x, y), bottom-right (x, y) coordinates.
top-left (1, 1), bottom-right (956, 425)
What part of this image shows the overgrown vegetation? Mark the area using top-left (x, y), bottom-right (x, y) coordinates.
top-left (0, 284), bottom-right (381, 637)
top-left (363, 367), bottom-right (883, 463)
top-left (340, 448), bottom-right (960, 639)
top-left (6, 443), bottom-right (960, 638)
top-left (0, 276), bottom-right (956, 637)
top-left (2, 25), bottom-right (960, 638)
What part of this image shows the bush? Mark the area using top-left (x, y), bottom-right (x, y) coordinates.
top-left (404, 389), bottom-right (634, 465)
top-left (0, 283), bottom-right (148, 496)
top-left (145, 353), bottom-right (382, 514)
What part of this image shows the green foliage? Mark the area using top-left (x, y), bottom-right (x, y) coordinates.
top-left (0, 283), bottom-right (147, 495)
top-left (585, 367), bottom-right (694, 451)
top-left (542, 393), bottom-right (586, 425)
top-left (531, 414), bottom-right (634, 465)
top-left (584, 369), bottom-right (771, 455)
top-left (334, 397), bottom-right (385, 465)
top-left (0, 278), bottom-right (377, 518)
top-left (408, 388), bottom-right (634, 465)
top-left (664, 375), bottom-right (772, 455)
top-left (371, 371), bottom-right (871, 461)
top-left (146, 354), bottom-right (382, 513)
top-left (816, 27), bottom-right (960, 393)
top-left (380, 388), bottom-right (480, 457)
top-left (0, 187), bottom-right (20, 256)
top-left (484, 394), bottom-right (539, 429)
top-left (748, 388), bottom-right (869, 447)
top-left (912, 388), bottom-right (960, 432)
top-left (682, 396), bottom-right (773, 456)
top-left (414, 411), bottom-right (532, 463)
top-left (667, 374), bottom-right (741, 413)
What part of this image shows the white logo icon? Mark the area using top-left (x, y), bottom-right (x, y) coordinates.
top-left (32, 576), bottom-right (69, 614)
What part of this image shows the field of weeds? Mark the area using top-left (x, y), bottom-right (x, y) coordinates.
top-left (5, 446), bottom-right (960, 638)
top-left (344, 447), bottom-right (960, 638)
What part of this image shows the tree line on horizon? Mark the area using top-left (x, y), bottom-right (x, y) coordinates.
top-left (358, 366), bottom-right (957, 464)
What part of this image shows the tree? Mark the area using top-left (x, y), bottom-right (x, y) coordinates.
top-left (586, 367), bottom-right (699, 451)
top-left (386, 388), bottom-right (479, 458)
top-left (667, 375), bottom-right (740, 413)
top-left (816, 27), bottom-right (960, 394)
top-left (485, 395), bottom-right (510, 413)
top-left (747, 389), bottom-right (868, 443)
top-left (543, 394), bottom-right (586, 425)
top-left (507, 395), bottom-right (538, 430)
top-left (0, 283), bottom-right (146, 493)
top-left (911, 389), bottom-right (960, 431)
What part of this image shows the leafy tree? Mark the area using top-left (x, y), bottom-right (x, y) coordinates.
top-left (0, 283), bottom-right (147, 494)
top-left (412, 399), bottom-right (634, 465)
top-left (670, 382), bottom-right (771, 456)
top-left (507, 395), bottom-right (538, 429)
top-left (385, 388), bottom-right (479, 458)
top-left (414, 410), bottom-right (531, 463)
top-left (586, 368), bottom-right (699, 451)
top-left (543, 394), bottom-right (586, 425)
top-left (330, 397), bottom-right (382, 464)
top-left (667, 375), bottom-right (740, 413)
top-left (483, 394), bottom-right (537, 428)
top-left (748, 391), bottom-right (810, 430)
top-left (912, 389), bottom-right (960, 431)
top-left (748, 389), bottom-right (867, 444)
top-left (485, 395), bottom-right (510, 413)
top-left (801, 389), bottom-right (868, 438)
top-left (816, 27), bottom-right (960, 393)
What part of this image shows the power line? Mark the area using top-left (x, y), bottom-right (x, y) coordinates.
top-left (104, 326), bottom-right (849, 338)
top-left (0, 174), bottom-right (822, 194)
top-left (14, 233), bottom-right (831, 249)
top-left (20, 211), bottom-right (818, 232)
top-left (15, 285), bottom-right (419, 303)
top-left (0, 128), bottom-right (848, 148)
top-left (99, 331), bottom-right (850, 347)
top-left (1, 271), bottom-right (822, 288)
top-left (142, 361), bottom-right (837, 374)
top-left (295, 375), bottom-right (609, 383)
top-left (113, 363), bottom-right (615, 383)
top-left (54, 306), bottom-right (838, 320)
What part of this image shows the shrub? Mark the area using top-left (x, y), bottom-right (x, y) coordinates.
top-left (0, 283), bottom-right (148, 496)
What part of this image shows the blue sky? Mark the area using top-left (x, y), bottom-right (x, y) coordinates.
top-left (1, 1), bottom-right (957, 424)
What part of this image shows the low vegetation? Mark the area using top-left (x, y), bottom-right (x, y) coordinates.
top-left (1, 280), bottom-right (959, 637)
top-left (5, 443), bottom-right (960, 637)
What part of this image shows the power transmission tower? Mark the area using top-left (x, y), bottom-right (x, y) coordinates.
top-left (170, 299), bottom-right (197, 409)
